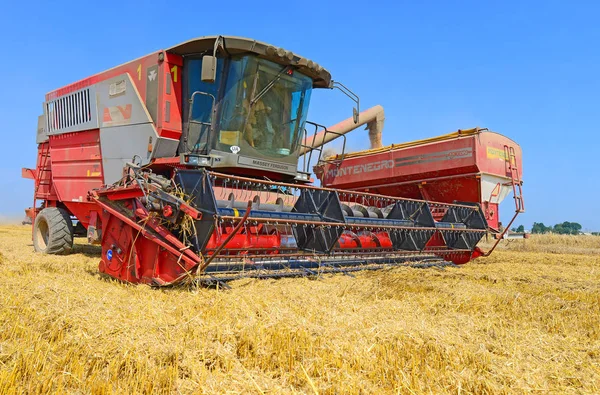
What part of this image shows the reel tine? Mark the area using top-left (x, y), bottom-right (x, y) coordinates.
top-left (220, 179), bottom-right (227, 200)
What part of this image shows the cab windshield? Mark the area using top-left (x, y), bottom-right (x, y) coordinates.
top-left (217, 56), bottom-right (313, 158)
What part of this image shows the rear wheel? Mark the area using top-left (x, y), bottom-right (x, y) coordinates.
top-left (33, 207), bottom-right (74, 254)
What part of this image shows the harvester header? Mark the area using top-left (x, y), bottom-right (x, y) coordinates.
top-left (23, 35), bottom-right (524, 285)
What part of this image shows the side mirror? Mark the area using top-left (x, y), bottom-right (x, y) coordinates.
top-left (331, 80), bottom-right (360, 124)
top-left (201, 55), bottom-right (217, 83)
top-left (353, 107), bottom-right (359, 124)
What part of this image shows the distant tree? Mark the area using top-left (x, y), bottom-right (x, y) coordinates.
top-left (553, 222), bottom-right (583, 235)
top-left (553, 223), bottom-right (564, 234)
top-left (532, 222), bottom-right (583, 235)
top-left (532, 222), bottom-right (550, 234)
top-left (516, 225), bottom-right (525, 233)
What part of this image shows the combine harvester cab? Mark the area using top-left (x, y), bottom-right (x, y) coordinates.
top-left (22, 36), bottom-right (521, 286)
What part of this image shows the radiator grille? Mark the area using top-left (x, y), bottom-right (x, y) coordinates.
top-left (45, 87), bottom-right (97, 134)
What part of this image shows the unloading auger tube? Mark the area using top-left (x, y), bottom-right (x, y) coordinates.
top-left (90, 167), bottom-right (488, 286)
top-left (299, 105), bottom-right (385, 155)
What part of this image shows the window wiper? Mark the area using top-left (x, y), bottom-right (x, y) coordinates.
top-left (249, 65), bottom-right (292, 107)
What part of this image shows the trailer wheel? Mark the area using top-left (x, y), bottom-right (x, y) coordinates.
top-left (33, 207), bottom-right (74, 255)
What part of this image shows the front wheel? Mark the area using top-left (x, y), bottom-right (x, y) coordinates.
top-left (33, 207), bottom-right (74, 255)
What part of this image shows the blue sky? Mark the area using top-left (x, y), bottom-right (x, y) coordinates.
top-left (0, 0), bottom-right (598, 230)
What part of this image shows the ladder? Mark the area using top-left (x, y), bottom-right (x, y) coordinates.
top-left (32, 143), bottom-right (52, 217)
top-left (504, 145), bottom-right (524, 213)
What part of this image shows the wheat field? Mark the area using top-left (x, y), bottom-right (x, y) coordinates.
top-left (0, 225), bottom-right (599, 394)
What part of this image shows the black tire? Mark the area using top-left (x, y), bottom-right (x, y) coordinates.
top-left (33, 207), bottom-right (74, 255)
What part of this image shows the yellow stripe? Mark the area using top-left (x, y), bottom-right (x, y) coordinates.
top-left (233, 208), bottom-right (239, 217)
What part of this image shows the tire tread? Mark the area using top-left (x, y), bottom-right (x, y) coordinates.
top-left (33, 207), bottom-right (74, 255)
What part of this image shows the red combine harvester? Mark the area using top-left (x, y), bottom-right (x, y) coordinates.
top-left (22, 35), bottom-right (523, 286)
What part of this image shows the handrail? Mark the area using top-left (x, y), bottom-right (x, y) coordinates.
top-left (326, 127), bottom-right (484, 161)
top-left (483, 144), bottom-right (525, 256)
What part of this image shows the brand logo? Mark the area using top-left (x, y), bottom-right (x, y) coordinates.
top-left (238, 156), bottom-right (292, 172)
top-left (102, 104), bottom-right (132, 126)
top-left (326, 159), bottom-right (394, 178)
top-left (486, 147), bottom-right (508, 160)
top-left (252, 160), bottom-right (288, 170)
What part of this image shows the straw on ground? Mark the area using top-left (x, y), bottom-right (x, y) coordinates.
top-left (0, 225), bottom-right (598, 394)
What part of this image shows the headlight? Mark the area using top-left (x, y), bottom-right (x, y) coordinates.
top-left (295, 172), bottom-right (310, 181)
top-left (181, 154), bottom-right (211, 167)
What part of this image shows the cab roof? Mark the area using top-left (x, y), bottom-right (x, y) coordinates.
top-left (168, 35), bottom-right (332, 88)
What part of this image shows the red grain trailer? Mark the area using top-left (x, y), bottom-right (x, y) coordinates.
top-left (315, 128), bottom-right (524, 232)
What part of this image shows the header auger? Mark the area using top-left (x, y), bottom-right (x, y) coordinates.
top-left (22, 35), bottom-right (522, 285)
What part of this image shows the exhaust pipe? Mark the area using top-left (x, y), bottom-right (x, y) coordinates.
top-left (300, 105), bottom-right (385, 156)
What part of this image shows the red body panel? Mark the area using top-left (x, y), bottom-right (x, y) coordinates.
top-left (160, 53), bottom-right (184, 140)
top-left (49, 130), bottom-right (103, 201)
top-left (46, 130), bottom-right (103, 227)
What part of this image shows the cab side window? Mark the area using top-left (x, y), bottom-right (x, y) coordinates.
top-left (184, 58), bottom-right (223, 152)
